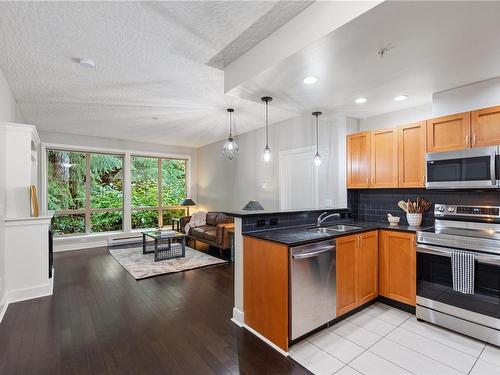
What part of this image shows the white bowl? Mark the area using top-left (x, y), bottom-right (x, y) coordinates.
top-left (388, 216), bottom-right (400, 226)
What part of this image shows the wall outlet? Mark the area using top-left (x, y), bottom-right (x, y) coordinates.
top-left (256, 219), bottom-right (266, 227)
top-left (269, 218), bottom-right (278, 226)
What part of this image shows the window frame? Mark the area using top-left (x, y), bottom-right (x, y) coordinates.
top-left (130, 155), bottom-right (188, 229)
top-left (41, 143), bottom-right (192, 238)
top-left (47, 149), bottom-right (125, 236)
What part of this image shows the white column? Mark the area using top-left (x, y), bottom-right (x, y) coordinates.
top-left (232, 217), bottom-right (244, 326)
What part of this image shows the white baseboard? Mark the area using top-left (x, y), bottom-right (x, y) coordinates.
top-left (0, 293), bottom-right (8, 323)
top-left (7, 279), bottom-right (53, 304)
top-left (231, 307), bottom-right (244, 327)
top-left (243, 324), bottom-right (289, 357)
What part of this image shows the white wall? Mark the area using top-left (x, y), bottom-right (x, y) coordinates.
top-left (433, 77), bottom-right (500, 117)
top-left (359, 103), bottom-right (432, 132)
top-left (0, 66), bottom-right (21, 319)
top-left (197, 114), bottom-right (348, 211)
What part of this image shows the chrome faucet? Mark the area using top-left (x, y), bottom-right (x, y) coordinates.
top-left (317, 212), bottom-right (340, 226)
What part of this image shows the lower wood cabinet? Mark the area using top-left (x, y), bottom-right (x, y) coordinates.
top-left (379, 230), bottom-right (416, 306)
top-left (336, 231), bottom-right (378, 316)
top-left (243, 236), bottom-right (289, 351)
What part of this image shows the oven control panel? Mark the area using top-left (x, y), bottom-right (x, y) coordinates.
top-left (435, 204), bottom-right (500, 219)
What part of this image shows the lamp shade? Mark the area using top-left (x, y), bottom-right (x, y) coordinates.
top-left (242, 200), bottom-right (264, 211)
top-left (180, 198), bottom-right (196, 206)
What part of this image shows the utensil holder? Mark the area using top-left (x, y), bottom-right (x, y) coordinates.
top-left (406, 213), bottom-right (422, 227)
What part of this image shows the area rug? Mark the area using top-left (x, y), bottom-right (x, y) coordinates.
top-left (109, 245), bottom-right (227, 280)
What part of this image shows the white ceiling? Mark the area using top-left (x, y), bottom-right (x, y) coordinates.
top-left (0, 1), bottom-right (309, 147)
top-left (228, 1), bottom-right (500, 119)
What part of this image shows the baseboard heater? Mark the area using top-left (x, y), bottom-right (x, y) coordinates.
top-left (107, 235), bottom-right (143, 247)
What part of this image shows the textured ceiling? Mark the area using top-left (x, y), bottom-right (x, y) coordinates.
top-left (0, 1), bottom-right (308, 147)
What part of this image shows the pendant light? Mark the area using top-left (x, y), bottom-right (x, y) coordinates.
top-left (261, 96), bottom-right (273, 162)
top-left (312, 111), bottom-right (322, 166)
top-left (222, 108), bottom-right (239, 160)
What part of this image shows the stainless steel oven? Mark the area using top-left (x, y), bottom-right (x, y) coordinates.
top-left (426, 146), bottom-right (498, 189)
top-left (417, 204), bottom-right (500, 346)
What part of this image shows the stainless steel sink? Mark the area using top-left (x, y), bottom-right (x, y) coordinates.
top-left (307, 224), bottom-right (363, 233)
top-left (324, 224), bottom-right (363, 231)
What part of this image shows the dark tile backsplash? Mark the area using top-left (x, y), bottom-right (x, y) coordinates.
top-left (241, 209), bottom-right (350, 233)
top-left (348, 188), bottom-right (500, 226)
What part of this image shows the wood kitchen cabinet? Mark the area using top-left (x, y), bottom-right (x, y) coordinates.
top-left (379, 230), bottom-right (416, 306)
top-left (336, 234), bottom-right (358, 316)
top-left (426, 112), bottom-right (471, 152)
top-left (347, 131), bottom-right (371, 188)
top-left (336, 231), bottom-right (378, 317)
top-left (471, 105), bottom-right (500, 147)
top-left (371, 128), bottom-right (398, 188)
top-left (398, 122), bottom-right (426, 187)
top-left (243, 236), bottom-right (289, 351)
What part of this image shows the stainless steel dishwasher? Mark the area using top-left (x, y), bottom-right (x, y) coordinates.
top-left (290, 239), bottom-right (336, 340)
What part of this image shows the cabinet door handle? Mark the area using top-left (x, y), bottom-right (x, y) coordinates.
top-left (473, 134), bottom-right (477, 145)
top-left (366, 177), bottom-right (370, 186)
top-left (465, 135), bottom-right (469, 146)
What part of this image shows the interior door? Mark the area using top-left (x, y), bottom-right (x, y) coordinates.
top-left (279, 147), bottom-right (318, 209)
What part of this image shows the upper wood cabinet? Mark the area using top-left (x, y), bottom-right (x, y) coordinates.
top-left (471, 105), bottom-right (500, 147)
top-left (371, 128), bottom-right (398, 188)
top-left (379, 230), bottom-right (416, 306)
top-left (426, 112), bottom-right (471, 152)
top-left (336, 231), bottom-right (378, 317)
top-left (398, 122), bottom-right (426, 188)
top-left (347, 132), bottom-right (371, 188)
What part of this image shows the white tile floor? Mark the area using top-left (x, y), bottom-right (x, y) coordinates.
top-left (289, 303), bottom-right (500, 375)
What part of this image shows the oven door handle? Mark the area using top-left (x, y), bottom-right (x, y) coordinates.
top-left (417, 244), bottom-right (500, 266)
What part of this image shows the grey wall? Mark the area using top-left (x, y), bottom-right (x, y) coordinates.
top-left (197, 114), bottom-right (348, 211)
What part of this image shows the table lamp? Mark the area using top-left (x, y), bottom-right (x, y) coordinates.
top-left (180, 198), bottom-right (196, 215)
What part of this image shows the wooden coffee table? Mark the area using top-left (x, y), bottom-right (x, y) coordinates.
top-left (142, 230), bottom-right (187, 262)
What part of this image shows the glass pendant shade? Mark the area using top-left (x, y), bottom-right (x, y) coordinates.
top-left (312, 111), bottom-right (322, 167)
top-left (261, 96), bottom-right (273, 163)
top-left (222, 108), bottom-right (239, 160)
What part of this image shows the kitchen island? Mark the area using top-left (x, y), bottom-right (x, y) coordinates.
top-left (224, 208), bottom-right (426, 355)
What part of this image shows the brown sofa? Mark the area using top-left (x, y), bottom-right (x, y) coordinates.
top-left (180, 212), bottom-right (234, 255)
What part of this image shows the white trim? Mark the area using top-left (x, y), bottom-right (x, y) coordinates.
top-left (231, 307), bottom-right (244, 327)
top-left (243, 324), bottom-right (289, 357)
top-left (7, 277), bottom-right (53, 304)
top-left (0, 293), bottom-right (8, 323)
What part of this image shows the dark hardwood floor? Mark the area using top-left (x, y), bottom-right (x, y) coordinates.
top-left (0, 247), bottom-right (309, 375)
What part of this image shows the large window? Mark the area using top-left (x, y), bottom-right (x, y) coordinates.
top-left (47, 150), bottom-right (124, 236)
top-left (131, 156), bottom-right (187, 229)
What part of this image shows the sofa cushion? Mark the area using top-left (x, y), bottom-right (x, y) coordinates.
top-left (203, 229), bottom-right (217, 242)
top-left (206, 212), bottom-right (218, 226)
top-left (215, 213), bottom-right (233, 225)
top-left (190, 225), bottom-right (213, 238)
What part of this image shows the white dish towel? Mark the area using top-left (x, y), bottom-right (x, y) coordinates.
top-left (451, 249), bottom-right (475, 294)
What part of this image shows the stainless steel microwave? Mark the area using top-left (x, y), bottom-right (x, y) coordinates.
top-left (426, 146), bottom-right (499, 189)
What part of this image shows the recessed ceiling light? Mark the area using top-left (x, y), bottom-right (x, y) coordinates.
top-left (79, 58), bottom-right (96, 69)
top-left (303, 76), bottom-right (318, 84)
top-left (355, 97), bottom-right (367, 104)
top-left (394, 95), bottom-right (408, 101)
top-left (152, 116), bottom-right (159, 120)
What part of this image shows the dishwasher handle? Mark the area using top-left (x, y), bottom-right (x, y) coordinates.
top-left (292, 246), bottom-right (336, 260)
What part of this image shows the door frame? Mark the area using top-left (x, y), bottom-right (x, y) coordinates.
top-left (278, 146), bottom-right (319, 209)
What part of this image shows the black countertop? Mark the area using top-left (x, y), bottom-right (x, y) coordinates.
top-left (244, 220), bottom-right (432, 247)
